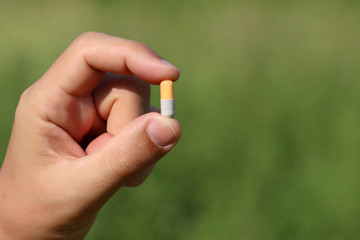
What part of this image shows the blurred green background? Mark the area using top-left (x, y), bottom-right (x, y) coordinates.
top-left (1, 0), bottom-right (360, 239)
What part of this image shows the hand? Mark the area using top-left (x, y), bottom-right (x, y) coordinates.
top-left (0, 32), bottom-right (181, 239)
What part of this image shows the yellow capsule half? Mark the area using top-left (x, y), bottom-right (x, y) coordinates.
top-left (160, 80), bottom-right (174, 100)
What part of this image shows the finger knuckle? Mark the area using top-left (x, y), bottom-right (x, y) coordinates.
top-left (75, 31), bottom-right (100, 43)
top-left (71, 32), bottom-right (104, 53)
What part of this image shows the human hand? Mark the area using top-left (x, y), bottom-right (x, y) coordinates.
top-left (0, 32), bottom-right (181, 239)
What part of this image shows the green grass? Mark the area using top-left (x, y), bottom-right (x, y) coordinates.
top-left (1, 0), bottom-right (360, 239)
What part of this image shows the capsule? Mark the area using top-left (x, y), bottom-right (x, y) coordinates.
top-left (160, 80), bottom-right (175, 118)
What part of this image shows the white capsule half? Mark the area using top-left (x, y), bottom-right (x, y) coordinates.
top-left (161, 99), bottom-right (175, 118)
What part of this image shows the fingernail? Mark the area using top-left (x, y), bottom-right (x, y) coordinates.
top-left (147, 117), bottom-right (176, 147)
top-left (160, 59), bottom-right (177, 69)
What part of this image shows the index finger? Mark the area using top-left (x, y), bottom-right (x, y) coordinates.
top-left (41, 32), bottom-right (180, 96)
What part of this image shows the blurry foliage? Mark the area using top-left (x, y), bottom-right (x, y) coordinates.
top-left (1, 0), bottom-right (360, 239)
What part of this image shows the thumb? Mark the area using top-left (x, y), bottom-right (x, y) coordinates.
top-left (85, 112), bottom-right (181, 192)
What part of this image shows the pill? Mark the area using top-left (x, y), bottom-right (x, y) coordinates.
top-left (160, 80), bottom-right (175, 118)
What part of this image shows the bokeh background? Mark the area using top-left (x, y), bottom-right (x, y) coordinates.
top-left (1, 0), bottom-right (360, 239)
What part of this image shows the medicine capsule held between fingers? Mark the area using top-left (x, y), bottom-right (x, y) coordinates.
top-left (160, 80), bottom-right (175, 118)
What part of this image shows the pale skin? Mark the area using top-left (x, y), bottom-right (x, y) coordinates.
top-left (0, 32), bottom-right (181, 239)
